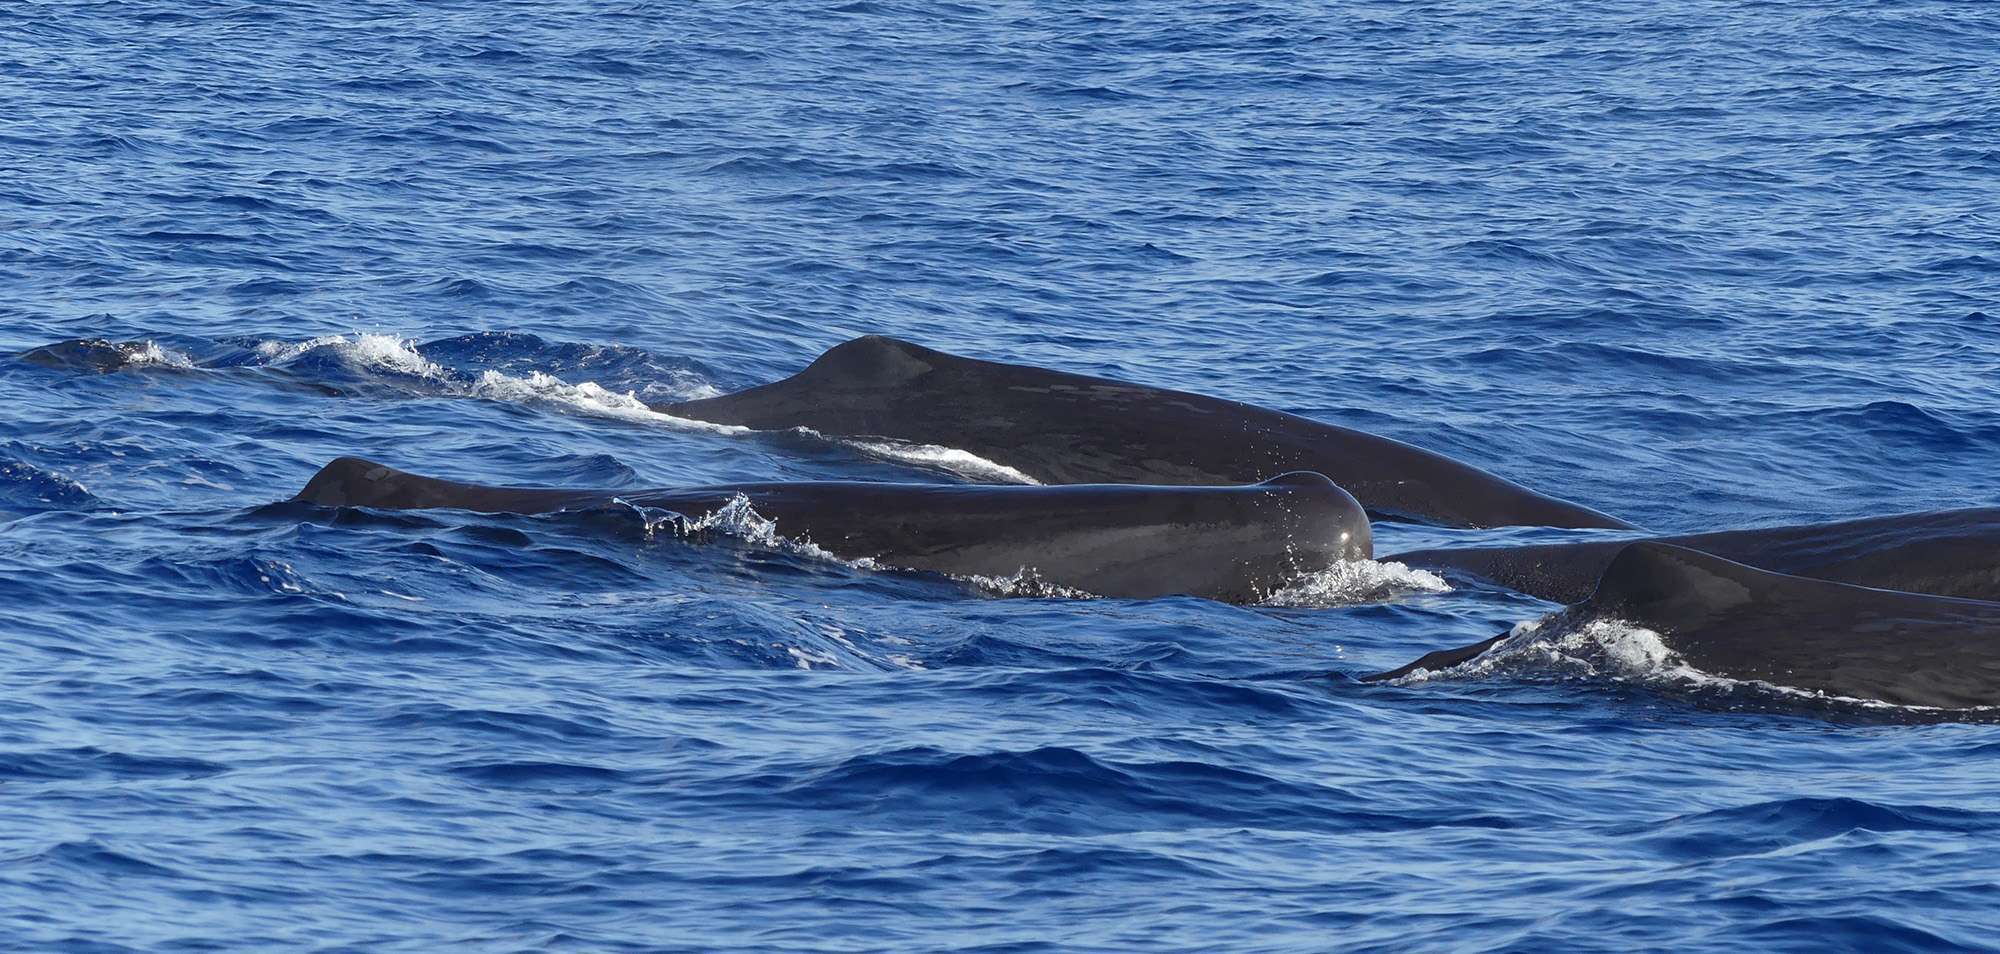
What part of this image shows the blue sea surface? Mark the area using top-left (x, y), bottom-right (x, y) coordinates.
top-left (4, 0), bottom-right (1999, 949)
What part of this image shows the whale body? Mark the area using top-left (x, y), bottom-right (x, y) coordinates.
top-left (658, 336), bottom-right (1631, 531)
top-left (1372, 542), bottom-right (2000, 710)
top-left (1392, 507), bottom-right (2000, 605)
top-left (293, 457), bottom-right (1371, 603)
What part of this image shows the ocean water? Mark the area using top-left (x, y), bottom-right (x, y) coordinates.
top-left (4, 0), bottom-right (1999, 949)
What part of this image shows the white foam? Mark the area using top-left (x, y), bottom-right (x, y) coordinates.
top-left (471, 369), bottom-right (750, 435)
top-left (786, 645), bottom-right (842, 670)
top-left (840, 436), bottom-right (1042, 485)
top-left (1735, 680), bottom-right (2000, 714)
top-left (249, 332), bottom-right (744, 434)
top-left (605, 499), bottom-right (697, 542)
top-left (616, 493), bottom-right (1441, 607)
top-left (1388, 616), bottom-right (1697, 686)
top-left (244, 334), bottom-right (1060, 485)
top-left (254, 335), bottom-right (329, 362)
top-left (253, 559), bottom-right (308, 595)
top-left (122, 340), bottom-right (194, 369)
top-left (350, 333), bottom-right (445, 377)
top-left (1260, 559), bottom-right (1451, 607)
top-left (1389, 614), bottom-right (2000, 715)
top-left (778, 622), bottom-right (927, 673)
top-left (255, 333), bottom-right (445, 379)
top-left (638, 494), bottom-right (1100, 600)
top-left (958, 568), bottom-right (1097, 600)
top-left (679, 493), bottom-right (878, 569)
top-left (643, 375), bottom-right (723, 402)
top-left (1528, 618), bottom-right (1700, 681)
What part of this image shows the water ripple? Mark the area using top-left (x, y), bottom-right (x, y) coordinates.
top-left (3, 0), bottom-right (1998, 949)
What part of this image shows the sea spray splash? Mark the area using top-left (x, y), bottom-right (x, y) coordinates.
top-left (1260, 559), bottom-right (1451, 608)
top-left (248, 332), bottom-right (739, 432)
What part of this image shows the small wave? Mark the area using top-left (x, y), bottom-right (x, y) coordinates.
top-left (247, 332), bottom-right (739, 433)
top-left (1260, 559), bottom-right (1450, 607)
top-left (446, 759), bottom-right (632, 790)
top-left (137, 553), bottom-right (332, 600)
top-left (412, 330), bottom-right (723, 403)
top-left (34, 839), bottom-right (185, 879)
top-left (785, 645), bottom-right (843, 670)
top-left (775, 744), bottom-right (1510, 835)
top-left (0, 746), bottom-right (226, 782)
top-left (0, 459), bottom-right (100, 512)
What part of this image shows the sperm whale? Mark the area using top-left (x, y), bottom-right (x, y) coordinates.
top-left (292, 457), bottom-right (1371, 603)
top-left (1391, 507), bottom-right (2000, 604)
top-left (1372, 542), bottom-right (2000, 711)
top-left (657, 335), bottom-right (1631, 531)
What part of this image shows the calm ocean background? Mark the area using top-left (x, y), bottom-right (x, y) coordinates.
top-left (4, 0), bottom-right (1999, 949)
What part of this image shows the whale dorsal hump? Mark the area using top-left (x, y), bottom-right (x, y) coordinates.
top-left (795, 335), bottom-right (941, 390)
top-left (1583, 543), bottom-right (1757, 631)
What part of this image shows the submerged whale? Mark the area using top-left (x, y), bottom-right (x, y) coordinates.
top-left (293, 457), bottom-right (1371, 602)
top-left (1392, 507), bottom-right (2000, 604)
top-left (17, 338), bottom-right (184, 373)
top-left (658, 335), bottom-right (1631, 531)
top-left (1372, 543), bottom-right (2000, 710)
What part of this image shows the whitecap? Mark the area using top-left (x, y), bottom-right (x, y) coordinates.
top-left (122, 340), bottom-right (195, 369)
top-left (1260, 559), bottom-right (1451, 607)
top-left (253, 332), bottom-right (445, 379)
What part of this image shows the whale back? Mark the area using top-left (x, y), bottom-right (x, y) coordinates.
top-left (662, 335), bottom-right (1630, 530)
top-left (1583, 543), bottom-right (2000, 709)
top-left (1391, 507), bottom-right (2000, 605)
top-left (292, 458), bottom-right (1370, 603)
top-left (1372, 542), bottom-right (2000, 709)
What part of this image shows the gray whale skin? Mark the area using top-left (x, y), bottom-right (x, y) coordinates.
top-left (657, 335), bottom-right (1630, 531)
top-left (293, 457), bottom-right (1370, 603)
top-left (1373, 542), bottom-right (2000, 711)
